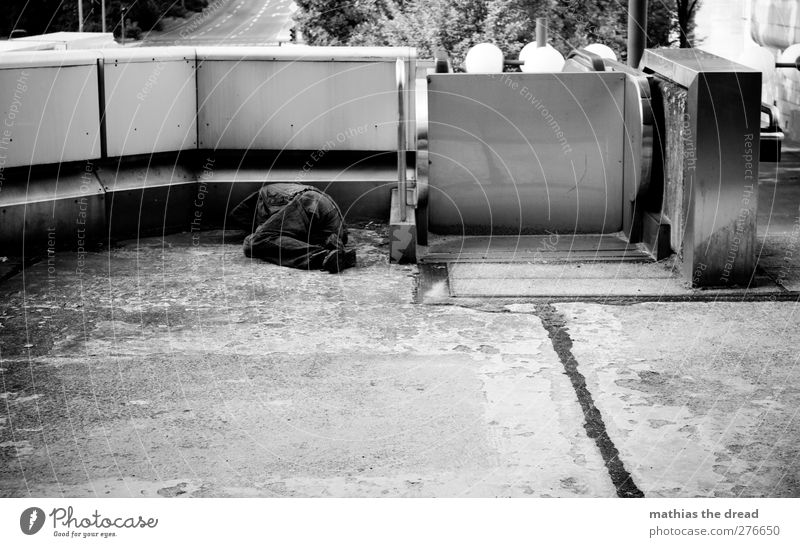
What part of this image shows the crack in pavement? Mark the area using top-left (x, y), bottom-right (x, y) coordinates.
top-left (535, 303), bottom-right (645, 498)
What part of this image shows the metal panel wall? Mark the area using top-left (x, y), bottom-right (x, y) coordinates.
top-left (97, 161), bottom-right (198, 240)
top-left (0, 167), bottom-right (106, 254)
top-left (0, 51), bottom-right (101, 168)
top-left (197, 59), bottom-right (401, 151)
top-left (427, 72), bottom-right (626, 234)
top-left (102, 48), bottom-right (198, 157)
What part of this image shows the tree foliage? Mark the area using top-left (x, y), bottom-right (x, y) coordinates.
top-left (293, 0), bottom-right (383, 45)
top-left (295, 0), bottom-right (701, 67)
top-left (675, 0), bottom-right (700, 48)
top-left (346, 0), bottom-right (490, 63)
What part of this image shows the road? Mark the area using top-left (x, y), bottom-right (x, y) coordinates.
top-left (143, 0), bottom-right (296, 46)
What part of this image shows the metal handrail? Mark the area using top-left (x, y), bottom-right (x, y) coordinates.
top-left (396, 57), bottom-right (407, 222)
top-left (775, 57), bottom-right (800, 70)
top-left (566, 48), bottom-right (607, 72)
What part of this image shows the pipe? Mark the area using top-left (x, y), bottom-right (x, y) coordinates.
top-left (627, 0), bottom-right (648, 68)
top-left (776, 58), bottom-right (800, 70)
top-left (536, 18), bottom-right (547, 47)
top-left (396, 58), bottom-right (407, 222)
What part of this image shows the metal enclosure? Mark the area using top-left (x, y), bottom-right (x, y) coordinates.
top-left (102, 48), bottom-right (198, 157)
top-left (643, 49), bottom-right (760, 286)
top-left (196, 47), bottom-right (415, 151)
top-left (0, 51), bottom-right (101, 168)
top-left (427, 72), bottom-right (626, 234)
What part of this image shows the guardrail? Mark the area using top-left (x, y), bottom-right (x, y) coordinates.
top-left (0, 46), bottom-right (418, 255)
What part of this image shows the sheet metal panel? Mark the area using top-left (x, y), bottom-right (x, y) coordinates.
top-left (0, 51), bottom-right (101, 168)
top-left (427, 72), bottom-right (626, 234)
top-left (102, 48), bottom-right (198, 157)
top-left (641, 48), bottom-right (754, 88)
top-left (0, 42), bottom-right (56, 53)
top-left (0, 168), bottom-right (106, 254)
top-left (0, 50), bottom-right (102, 69)
top-left (12, 32), bottom-right (118, 50)
top-left (96, 162), bottom-right (197, 239)
top-left (197, 59), bottom-right (404, 151)
top-left (197, 161), bottom-right (400, 226)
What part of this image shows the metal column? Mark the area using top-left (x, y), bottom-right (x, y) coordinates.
top-left (396, 58), bottom-right (407, 221)
top-left (627, 0), bottom-right (648, 68)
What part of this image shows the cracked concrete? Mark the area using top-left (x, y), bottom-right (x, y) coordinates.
top-left (0, 228), bottom-right (614, 497)
top-left (1, 218), bottom-right (799, 497)
top-left (558, 301), bottom-right (800, 497)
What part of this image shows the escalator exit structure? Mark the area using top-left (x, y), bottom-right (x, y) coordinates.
top-left (409, 48), bottom-right (761, 289)
top-left (0, 42), bottom-right (761, 292)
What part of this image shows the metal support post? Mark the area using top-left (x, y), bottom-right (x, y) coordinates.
top-left (627, 0), bottom-right (648, 68)
top-left (396, 57), bottom-right (407, 222)
top-left (536, 18), bottom-right (547, 47)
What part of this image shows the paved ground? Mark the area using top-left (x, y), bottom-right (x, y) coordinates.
top-left (1, 147), bottom-right (799, 498)
top-left (0, 229), bottom-right (617, 497)
top-left (142, 0), bottom-right (295, 46)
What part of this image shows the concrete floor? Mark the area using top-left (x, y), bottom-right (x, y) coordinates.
top-left (0, 226), bottom-right (798, 497)
top-left (0, 229), bottom-right (616, 497)
top-left (1, 148), bottom-right (800, 498)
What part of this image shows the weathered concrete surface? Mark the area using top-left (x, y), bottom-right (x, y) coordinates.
top-left (0, 228), bottom-right (613, 497)
top-left (558, 301), bottom-right (800, 497)
top-left (3, 147), bottom-right (799, 499)
top-left (758, 143), bottom-right (800, 291)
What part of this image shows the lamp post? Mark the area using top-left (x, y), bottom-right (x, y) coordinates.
top-left (101, 0), bottom-right (106, 32)
top-left (78, 0), bottom-right (84, 32)
top-left (627, 0), bottom-right (648, 68)
top-left (121, 5), bottom-right (127, 45)
top-left (536, 18), bottom-right (547, 47)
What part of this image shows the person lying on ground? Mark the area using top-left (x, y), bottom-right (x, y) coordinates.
top-left (229, 183), bottom-right (356, 273)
